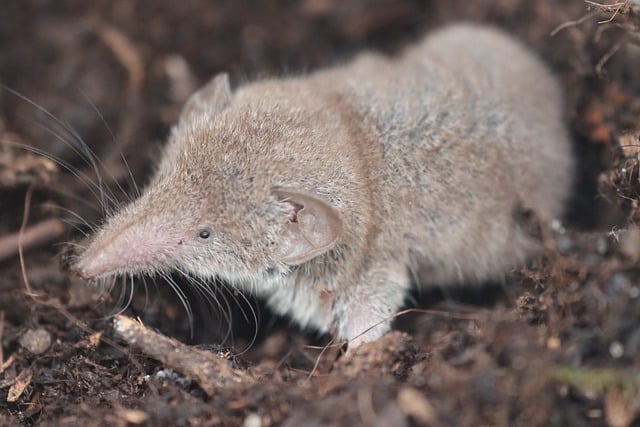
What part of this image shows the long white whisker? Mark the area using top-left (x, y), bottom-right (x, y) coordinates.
top-left (77, 88), bottom-right (142, 205)
top-left (0, 85), bottom-right (116, 210)
top-left (120, 151), bottom-right (141, 199)
top-left (31, 118), bottom-right (116, 212)
top-left (225, 284), bottom-right (259, 354)
top-left (162, 273), bottom-right (194, 336)
top-left (46, 204), bottom-right (93, 230)
top-left (182, 271), bottom-right (234, 344)
top-left (1, 139), bottom-right (112, 208)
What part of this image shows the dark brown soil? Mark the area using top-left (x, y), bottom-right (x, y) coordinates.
top-left (1, 1), bottom-right (640, 426)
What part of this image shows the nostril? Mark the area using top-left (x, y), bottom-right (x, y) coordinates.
top-left (70, 257), bottom-right (95, 281)
top-left (69, 264), bottom-right (87, 280)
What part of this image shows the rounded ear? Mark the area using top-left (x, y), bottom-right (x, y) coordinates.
top-left (272, 188), bottom-right (343, 265)
top-left (180, 72), bottom-right (232, 122)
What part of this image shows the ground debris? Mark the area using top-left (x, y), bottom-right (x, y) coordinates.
top-left (18, 328), bottom-right (51, 355)
top-left (0, 130), bottom-right (58, 189)
top-left (112, 315), bottom-right (252, 396)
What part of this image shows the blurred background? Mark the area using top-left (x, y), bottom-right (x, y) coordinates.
top-left (1, 1), bottom-right (640, 426)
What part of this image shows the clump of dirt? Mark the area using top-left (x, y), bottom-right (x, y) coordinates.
top-left (1, 1), bottom-right (640, 426)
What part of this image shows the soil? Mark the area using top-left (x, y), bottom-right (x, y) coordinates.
top-left (1, 1), bottom-right (640, 426)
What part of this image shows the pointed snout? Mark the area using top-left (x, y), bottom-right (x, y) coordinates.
top-left (71, 243), bottom-right (121, 281)
top-left (71, 252), bottom-right (105, 281)
top-left (69, 263), bottom-right (89, 280)
top-left (71, 224), bottom-right (140, 281)
top-left (71, 218), bottom-right (186, 281)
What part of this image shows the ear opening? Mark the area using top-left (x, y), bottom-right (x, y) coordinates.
top-left (272, 188), bottom-right (343, 265)
top-left (180, 72), bottom-right (232, 122)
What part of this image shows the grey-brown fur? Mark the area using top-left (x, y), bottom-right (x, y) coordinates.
top-left (74, 24), bottom-right (574, 347)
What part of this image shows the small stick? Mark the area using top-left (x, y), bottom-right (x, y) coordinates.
top-left (0, 311), bottom-right (4, 367)
top-left (550, 10), bottom-right (598, 36)
top-left (0, 218), bottom-right (66, 262)
top-left (99, 26), bottom-right (145, 96)
top-left (112, 315), bottom-right (252, 396)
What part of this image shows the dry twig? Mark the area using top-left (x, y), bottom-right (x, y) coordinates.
top-left (0, 218), bottom-right (65, 262)
top-left (112, 315), bottom-right (253, 396)
top-left (99, 26), bottom-right (145, 96)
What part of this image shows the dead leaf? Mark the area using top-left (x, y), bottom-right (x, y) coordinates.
top-left (7, 368), bottom-right (33, 403)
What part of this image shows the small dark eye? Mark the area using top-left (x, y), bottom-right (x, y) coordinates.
top-left (199, 229), bottom-right (211, 239)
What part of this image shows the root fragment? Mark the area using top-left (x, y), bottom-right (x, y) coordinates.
top-left (112, 315), bottom-right (253, 396)
top-left (0, 218), bottom-right (65, 262)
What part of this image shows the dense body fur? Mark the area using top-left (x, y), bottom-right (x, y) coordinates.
top-left (74, 25), bottom-right (574, 346)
